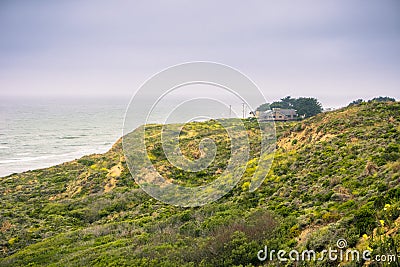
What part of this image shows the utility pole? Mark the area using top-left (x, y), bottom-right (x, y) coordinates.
top-left (242, 103), bottom-right (245, 119)
top-left (229, 105), bottom-right (232, 118)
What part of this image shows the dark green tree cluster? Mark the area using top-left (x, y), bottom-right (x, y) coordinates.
top-left (348, 98), bottom-right (364, 106)
top-left (348, 96), bottom-right (396, 107)
top-left (256, 96), bottom-right (323, 118)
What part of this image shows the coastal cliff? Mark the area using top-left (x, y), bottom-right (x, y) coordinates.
top-left (1, 101), bottom-right (399, 266)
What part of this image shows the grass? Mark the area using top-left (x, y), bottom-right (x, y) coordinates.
top-left (0, 101), bottom-right (399, 266)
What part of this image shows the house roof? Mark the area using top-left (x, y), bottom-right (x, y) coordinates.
top-left (272, 108), bottom-right (297, 116)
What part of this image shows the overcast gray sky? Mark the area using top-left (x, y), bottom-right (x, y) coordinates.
top-left (0, 0), bottom-right (399, 107)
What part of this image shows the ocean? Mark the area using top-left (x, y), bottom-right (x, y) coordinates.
top-left (0, 91), bottom-right (252, 177)
top-left (0, 97), bottom-right (129, 177)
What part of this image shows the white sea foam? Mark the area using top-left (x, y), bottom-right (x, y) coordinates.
top-left (0, 97), bottom-right (129, 177)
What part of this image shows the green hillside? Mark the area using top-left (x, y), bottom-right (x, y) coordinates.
top-left (1, 101), bottom-right (399, 266)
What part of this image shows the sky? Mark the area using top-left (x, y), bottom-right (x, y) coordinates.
top-left (0, 0), bottom-right (399, 108)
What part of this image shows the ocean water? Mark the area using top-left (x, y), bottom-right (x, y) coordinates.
top-left (0, 89), bottom-right (253, 177)
top-left (0, 97), bottom-right (129, 177)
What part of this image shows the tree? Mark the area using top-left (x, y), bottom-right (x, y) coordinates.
top-left (369, 96), bottom-right (396, 103)
top-left (348, 99), bottom-right (364, 107)
top-left (269, 96), bottom-right (295, 109)
top-left (256, 96), bottom-right (323, 118)
top-left (255, 103), bottom-right (270, 111)
top-left (293, 97), bottom-right (322, 118)
top-left (280, 96), bottom-right (295, 108)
